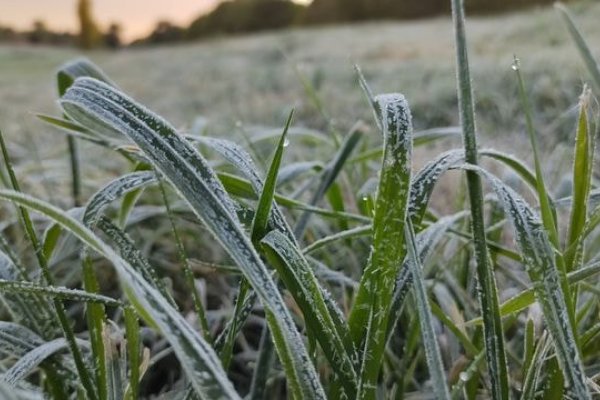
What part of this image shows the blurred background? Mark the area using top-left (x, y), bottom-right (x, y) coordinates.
top-left (0, 0), bottom-right (598, 202)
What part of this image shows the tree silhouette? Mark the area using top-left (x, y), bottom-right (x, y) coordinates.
top-left (78, 0), bottom-right (102, 49)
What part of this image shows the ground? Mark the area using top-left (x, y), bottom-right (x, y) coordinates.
top-left (0, 1), bottom-right (599, 203)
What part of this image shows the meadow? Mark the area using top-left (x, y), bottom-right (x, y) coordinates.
top-left (1, 0), bottom-right (600, 399)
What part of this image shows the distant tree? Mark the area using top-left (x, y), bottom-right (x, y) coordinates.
top-left (146, 21), bottom-right (185, 44)
top-left (28, 20), bottom-right (50, 43)
top-left (104, 23), bottom-right (121, 49)
top-left (78, 0), bottom-right (102, 49)
top-left (0, 26), bottom-right (19, 42)
top-left (187, 0), bottom-right (304, 39)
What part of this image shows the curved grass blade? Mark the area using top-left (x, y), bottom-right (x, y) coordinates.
top-left (404, 219), bottom-right (451, 399)
top-left (57, 58), bottom-right (116, 96)
top-left (463, 164), bottom-right (590, 399)
top-left (451, 0), bottom-right (509, 397)
top-left (409, 149), bottom-right (464, 224)
top-left (83, 171), bottom-right (157, 227)
top-left (303, 224), bottom-right (372, 255)
top-left (277, 161), bottom-right (323, 187)
top-left (61, 78), bottom-right (326, 399)
top-left (261, 230), bottom-right (358, 397)
top-left (57, 58), bottom-right (114, 207)
top-left (346, 93), bottom-right (412, 399)
top-left (3, 338), bottom-right (79, 385)
top-left (0, 190), bottom-right (241, 399)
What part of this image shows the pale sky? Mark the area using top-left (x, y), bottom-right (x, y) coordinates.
top-left (3, 0), bottom-right (312, 42)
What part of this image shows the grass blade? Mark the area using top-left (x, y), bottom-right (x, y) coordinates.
top-left (464, 164), bottom-right (590, 399)
top-left (294, 125), bottom-right (363, 239)
top-left (251, 110), bottom-right (294, 243)
top-left (347, 93), bottom-right (413, 399)
top-left (404, 219), bottom-right (451, 400)
top-left (261, 230), bottom-right (358, 397)
top-left (83, 171), bottom-right (157, 227)
top-left (450, 0), bottom-right (509, 397)
top-left (61, 77), bottom-right (326, 399)
top-left (555, 3), bottom-right (600, 92)
top-left (566, 90), bottom-right (595, 271)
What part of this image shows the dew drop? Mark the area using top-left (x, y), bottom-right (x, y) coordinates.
top-left (511, 57), bottom-right (521, 71)
top-left (283, 138), bottom-right (290, 148)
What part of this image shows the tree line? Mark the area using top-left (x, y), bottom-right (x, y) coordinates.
top-left (140, 0), bottom-right (576, 45)
top-left (1, 0), bottom-right (579, 48)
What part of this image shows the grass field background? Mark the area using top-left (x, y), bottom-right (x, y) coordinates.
top-left (1, 1), bottom-right (599, 204)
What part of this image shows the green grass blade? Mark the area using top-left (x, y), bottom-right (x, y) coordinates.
top-left (261, 230), bottom-right (358, 397)
top-left (251, 110), bottom-right (294, 243)
top-left (450, 0), bottom-right (509, 397)
top-left (464, 164), bottom-right (590, 399)
top-left (404, 219), bottom-right (451, 400)
top-left (566, 91), bottom-right (595, 271)
top-left (57, 58), bottom-right (116, 96)
top-left (347, 93), bottom-right (413, 399)
top-left (248, 327), bottom-right (276, 400)
top-left (82, 255), bottom-right (108, 400)
top-left (189, 135), bottom-right (295, 242)
top-left (61, 78), bottom-right (326, 399)
top-left (157, 177), bottom-right (212, 342)
top-left (389, 212), bottom-right (468, 337)
top-left (512, 57), bottom-right (564, 247)
top-left (219, 111), bottom-right (293, 369)
top-left (216, 171), bottom-right (371, 223)
top-left (555, 3), bottom-right (600, 92)
top-left (520, 332), bottom-right (550, 400)
top-left (123, 307), bottom-right (141, 400)
top-left (294, 126), bottom-right (363, 239)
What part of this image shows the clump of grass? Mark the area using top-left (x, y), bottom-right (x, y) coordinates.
top-left (0, 0), bottom-right (599, 399)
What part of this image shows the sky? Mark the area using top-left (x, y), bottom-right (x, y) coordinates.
top-left (3, 0), bottom-right (312, 42)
